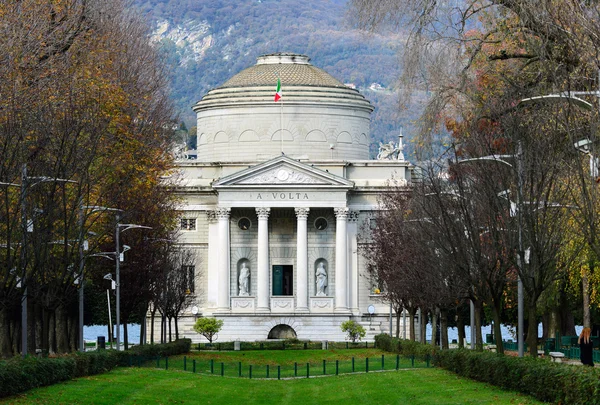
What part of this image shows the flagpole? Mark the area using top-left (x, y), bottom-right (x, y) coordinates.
top-left (280, 96), bottom-right (283, 154)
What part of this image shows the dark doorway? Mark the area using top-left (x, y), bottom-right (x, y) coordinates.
top-left (272, 265), bottom-right (293, 295)
top-left (268, 324), bottom-right (297, 339)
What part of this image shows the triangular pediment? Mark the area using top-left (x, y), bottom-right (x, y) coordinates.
top-left (213, 156), bottom-right (354, 188)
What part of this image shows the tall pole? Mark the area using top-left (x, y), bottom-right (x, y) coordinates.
top-left (516, 140), bottom-right (525, 357)
top-left (78, 204), bottom-right (85, 352)
top-left (115, 212), bottom-right (121, 351)
top-left (20, 164), bottom-right (27, 358)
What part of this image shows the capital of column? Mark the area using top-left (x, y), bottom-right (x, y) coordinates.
top-left (348, 211), bottom-right (359, 222)
top-left (215, 207), bottom-right (231, 219)
top-left (206, 210), bottom-right (217, 223)
top-left (294, 207), bottom-right (310, 219)
top-left (256, 207), bottom-right (271, 219)
top-left (334, 207), bottom-right (349, 220)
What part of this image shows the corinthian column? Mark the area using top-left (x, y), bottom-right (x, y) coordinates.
top-left (295, 208), bottom-right (309, 312)
top-left (216, 207), bottom-right (231, 311)
top-left (256, 207), bottom-right (271, 312)
top-left (334, 207), bottom-right (349, 312)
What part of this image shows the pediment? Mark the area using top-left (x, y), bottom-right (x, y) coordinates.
top-left (213, 156), bottom-right (353, 188)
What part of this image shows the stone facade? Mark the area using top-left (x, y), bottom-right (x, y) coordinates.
top-left (148, 53), bottom-right (413, 342)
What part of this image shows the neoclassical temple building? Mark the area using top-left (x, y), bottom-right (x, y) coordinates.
top-left (158, 53), bottom-right (412, 342)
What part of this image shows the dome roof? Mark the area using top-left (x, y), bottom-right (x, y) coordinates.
top-left (193, 53), bottom-right (373, 114)
top-left (221, 53), bottom-right (346, 88)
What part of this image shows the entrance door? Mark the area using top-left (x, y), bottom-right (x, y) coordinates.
top-left (272, 265), bottom-right (293, 296)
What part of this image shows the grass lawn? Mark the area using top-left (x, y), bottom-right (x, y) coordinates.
top-left (1, 349), bottom-right (544, 405)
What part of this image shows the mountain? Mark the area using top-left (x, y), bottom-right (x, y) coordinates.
top-left (133, 0), bottom-right (424, 158)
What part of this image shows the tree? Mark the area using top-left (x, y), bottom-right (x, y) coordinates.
top-left (340, 320), bottom-right (366, 343)
top-left (193, 318), bottom-right (223, 344)
top-left (0, 0), bottom-right (177, 357)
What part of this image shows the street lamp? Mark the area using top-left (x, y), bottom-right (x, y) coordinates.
top-left (78, 206), bottom-right (122, 352)
top-left (115, 218), bottom-right (151, 351)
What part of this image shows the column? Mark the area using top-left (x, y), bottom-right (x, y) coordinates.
top-left (295, 208), bottom-right (309, 312)
top-left (206, 210), bottom-right (218, 309)
top-left (348, 211), bottom-right (359, 314)
top-left (256, 207), bottom-right (271, 312)
top-left (216, 207), bottom-right (231, 311)
top-left (334, 207), bottom-right (349, 312)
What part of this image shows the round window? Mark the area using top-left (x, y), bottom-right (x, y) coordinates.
top-left (238, 217), bottom-right (251, 230)
top-left (314, 217), bottom-right (328, 231)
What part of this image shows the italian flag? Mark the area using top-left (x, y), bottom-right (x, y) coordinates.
top-left (274, 78), bottom-right (282, 102)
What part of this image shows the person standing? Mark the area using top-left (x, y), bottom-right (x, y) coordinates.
top-left (579, 327), bottom-right (594, 367)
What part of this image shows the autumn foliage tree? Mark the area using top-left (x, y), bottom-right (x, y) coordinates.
top-left (0, 0), bottom-right (178, 357)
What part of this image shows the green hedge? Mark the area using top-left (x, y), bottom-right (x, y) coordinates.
top-left (374, 334), bottom-right (437, 357)
top-left (434, 349), bottom-right (600, 404)
top-left (128, 338), bottom-right (191, 357)
top-left (0, 339), bottom-right (191, 399)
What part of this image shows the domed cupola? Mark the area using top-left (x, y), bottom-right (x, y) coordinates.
top-left (192, 53), bottom-right (373, 162)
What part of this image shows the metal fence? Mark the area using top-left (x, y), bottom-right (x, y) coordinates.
top-left (127, 354), bottom-right (431, 379)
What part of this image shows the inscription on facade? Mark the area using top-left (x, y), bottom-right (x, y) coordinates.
top-left (253, 192), bottom-right (310, 200)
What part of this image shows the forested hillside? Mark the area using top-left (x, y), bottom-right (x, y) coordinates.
top-left (133, 0), bottom-right (423, 158)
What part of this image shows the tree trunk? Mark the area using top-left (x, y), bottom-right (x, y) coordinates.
top-left (395, 311), bottom-right (401, 338)
top-left (408, 307), bottom-right (416, 341)
top-left (35, 303), bottom-right (43, 352)
top-left (140, 316), bottom-right (145, 346)
top-left (440, 308), bottom-right (448, 350)
top-left (457, 314), bottom-right (465, 349)
top-left (41, 309), bottom-right (51, 354)
top-left (55, 306), bottom-right (69, 353)
top-left (431, 309), bottom-right (438, 347)
top-left (527, 303), bottom-right (539, 357)
top-left (27, 299), bottom-right (36, 354)
top-left (175, 315), bottom-right (179, 340)
top-left (123, 321), bottom-right (129, 350)
top-left (419, 309), bottom-right (427, 343)
top-left (49, 311), bottom-right (56, 353)
top-left (583, 262), bottom-right (592, 328)
top-left (168, 317), bottom-right (172, 342)
top-left (474, 300), bottom-right (483, 351)
top-left (0, 308), bottom-right (12, 358)
top-left (150, 306), bottom-right (156, 344)
top-left (68, 314), bottom-right (77, 352)
top-left (491, 304), bottom-right (504, 354)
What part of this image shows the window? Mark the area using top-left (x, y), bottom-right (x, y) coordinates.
top-left (238, 217), bottom-right (251, 230)
top-left (314, 217), bottom-right (328, 231)
top-left (183, 265), bottom-right (195, 293)
top-left (181, 218), bottom-right (196, 231)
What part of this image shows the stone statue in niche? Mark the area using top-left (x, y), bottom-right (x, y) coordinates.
top-left (315, 262), bottom-right (327, 296)
top-left (239, 262), bottom-right (250, 296)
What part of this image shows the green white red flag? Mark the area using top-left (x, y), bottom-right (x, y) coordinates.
top-left (274, 78), bottom-right (282, 102)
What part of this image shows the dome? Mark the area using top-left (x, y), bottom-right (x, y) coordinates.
top-left (221, 54), bottom-right (346, 88)
top-left (192, 53), bottom-right (373, 162)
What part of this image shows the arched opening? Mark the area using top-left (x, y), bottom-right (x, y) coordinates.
top-left (267, 324), bottom-right (297, 339)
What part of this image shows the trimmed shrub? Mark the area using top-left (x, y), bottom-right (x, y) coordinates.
top-left (434, 349), bottom-right (600, 404)
top-left (0, 340), bottom-right (190, 399)
top-left (128, 338), bottom-right (191, 358)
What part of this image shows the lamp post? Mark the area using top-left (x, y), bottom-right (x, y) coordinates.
top-left (17, 164), bottom-right (77, 357)
top-left (115, 219), bottom-right (151, 351)
top-left (78, 206), bottom-right (122, 352)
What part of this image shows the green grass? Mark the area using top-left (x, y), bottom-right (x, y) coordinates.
top-left (1, 366), bottom-right (544, 404)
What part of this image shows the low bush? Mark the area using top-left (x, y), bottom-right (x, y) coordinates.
top-left (0, 339), bottom-right (191, 399)
top-left (434, 349), bottom-right (600, 405)
top-left (129, 338), bottom-right (191, 357)
top-left (374, 334), bottom-right (437, 358)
